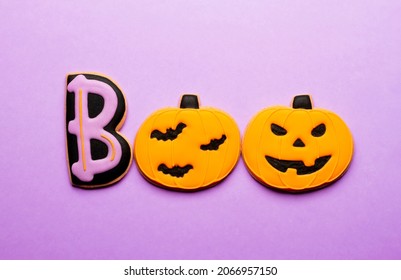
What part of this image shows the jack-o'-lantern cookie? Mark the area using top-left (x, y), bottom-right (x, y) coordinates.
top-left (134, 94), bottom-right (241, 191)
top-left (66, 73), bottom-right (132, 188)
top-left (242, 95), bottom-right (353, 192)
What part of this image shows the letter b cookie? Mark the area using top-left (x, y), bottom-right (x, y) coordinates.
top-left (66, 73), bottom-right (132, 188)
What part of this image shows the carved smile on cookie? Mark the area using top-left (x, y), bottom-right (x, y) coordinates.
top-left (158, 164), bottom-right (193, 178)
top-left (265, 155), bottom-right (331, 175)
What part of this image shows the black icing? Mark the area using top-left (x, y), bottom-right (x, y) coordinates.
top-left (150, 123), bottom-right (186, 141)
top-left (293, 138), bottom-right (305, 147)
top-left (90, 139), bottom-right (108, 160)
top-left (312, 123), bottom-right (326, 137)
top-left (66, 73), bottom-right (132, 188)
top-left (180, 95), bottom-right (199, 109)
top-left (200, 135), bottom-right (226, 150)
top-left (158, 164), bottom-right (193, 178)
top-left (265, 155), bottom-right (331, 175)
top-left (88, 93), bottom-right (104, 118)
top-left (292, 95), bottom-right (312, 109)
top-left (66, 91), bottom-right (78, 164)
top-left (271, 123), bottom-right (287, 136)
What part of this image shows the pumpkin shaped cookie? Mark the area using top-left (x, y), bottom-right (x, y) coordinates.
top-left (242, 95), bottom-right (353, 192)
top-left (134, 94), bottom-right (241, 191)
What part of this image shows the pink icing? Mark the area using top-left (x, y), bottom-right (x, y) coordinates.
top-left (67, 75), bottom-right (122, 182)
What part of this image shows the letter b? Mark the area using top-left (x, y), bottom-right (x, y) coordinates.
top-left (66, 73), bottom-right (132, 188)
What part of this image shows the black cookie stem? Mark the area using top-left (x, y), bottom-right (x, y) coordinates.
top-left (180, 95), bottom-right (200, 109)
top-left (292, 95), bottom-right (313, 109)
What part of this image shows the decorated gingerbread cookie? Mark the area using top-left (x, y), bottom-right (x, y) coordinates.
top-left (66, 73), bottom-right (132, 188)
top-left (242, 95), bottom-right (353, 192)
top-left (134, 94), bottom-right (241, 191)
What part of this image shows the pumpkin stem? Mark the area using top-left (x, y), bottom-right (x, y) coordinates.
top-left (180, 94), bottom-right (200, 109)
top-left (292, 95), bottom-right (313, 109)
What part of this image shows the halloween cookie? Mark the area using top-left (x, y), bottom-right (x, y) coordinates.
top-left (242, 95), bottom-right (353, 192)
top-left (66, 73), bottom-right (132, 188)
top-left (134, 94), bottom-right (241, 191)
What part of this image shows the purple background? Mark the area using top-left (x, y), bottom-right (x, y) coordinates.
top-left (1, 0), bottom-right (400, 259)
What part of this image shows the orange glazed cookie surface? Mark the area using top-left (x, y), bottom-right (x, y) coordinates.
top-left (134, 94), bottom-right (241, 191)
top-left (242, 95), bottom-right (353, 192)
